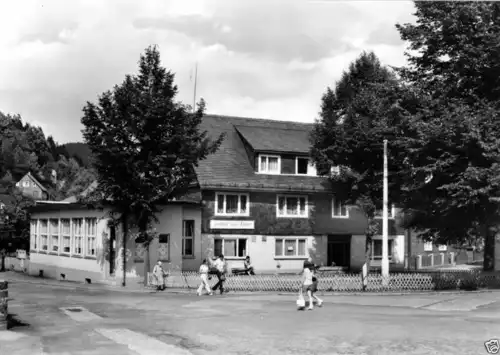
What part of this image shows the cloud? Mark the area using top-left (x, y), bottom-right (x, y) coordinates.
top-left (0, 0), bottom-right (416, 144)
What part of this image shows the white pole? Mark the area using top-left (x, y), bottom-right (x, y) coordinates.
top-left (382, 139), bottom-right (389, 281)
top-left (192, 62), bottom-right (198, 113)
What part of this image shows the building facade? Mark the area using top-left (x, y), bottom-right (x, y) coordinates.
top-left (28, 201), bottom-right (202, 284)
top-left (194, 115), bottom-right (407, 273)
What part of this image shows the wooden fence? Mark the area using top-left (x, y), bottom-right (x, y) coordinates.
top-left (147, 270), bottom-right (500, 292)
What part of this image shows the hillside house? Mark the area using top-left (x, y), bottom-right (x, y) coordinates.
top-left (15, 172), bottom-right (50, 200)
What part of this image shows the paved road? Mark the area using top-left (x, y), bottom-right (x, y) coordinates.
top-left (1, 281), bottom-right (500, 355)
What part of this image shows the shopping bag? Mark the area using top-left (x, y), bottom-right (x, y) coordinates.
top-left (296, 288), bottom-right (306, 309)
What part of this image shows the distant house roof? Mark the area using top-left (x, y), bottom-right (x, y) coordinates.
top-left (196, 114), bottom-right (330, 192)
top-left (21, 172), bottom-right (48, 192)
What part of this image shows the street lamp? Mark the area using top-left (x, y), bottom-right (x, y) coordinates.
top-left (381, 139), bottom-right (389, 283)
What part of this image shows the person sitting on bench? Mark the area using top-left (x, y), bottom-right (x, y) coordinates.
top-left (244, 256), bottom-right (255, 275)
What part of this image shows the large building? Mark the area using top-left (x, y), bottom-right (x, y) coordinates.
top-left (27, 115), bottom-right (409, 284)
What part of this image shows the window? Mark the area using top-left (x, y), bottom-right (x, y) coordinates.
top-left (72, 218), bottom-right (83, 255)
top-left (158, 234), bottom-right (170, 261)
top-left (182, 220), bottom-right (194, 257)
top-left (85, 218), bottom-right (97, 256)
top-left (258, 155), bottom-right (280, 174)
top-left (296, 157), bottom-right (317, 176)
top-left (215, 193), bottom-right (249, 216)
top-left (61, 219), bottom-right (71, 253)
top-left (40, 219), bottom-right (48, 251)
top-left (49, 219), bottom-right (59, 252)
top-left (30, 220), bottom-right (37, 250)
top-left (371, 239), bottom-right (394, 261)
top-left (331, 166), bottom-right (340, 176)
top-left (277, 195), bottom-right (308, 218)
top-left (332, 197), bottom-right (348, 218)
top-left (214, 237), bottom-right (247, 258)
top-left (33, 190), bottom-right (40, 198)
top-left (275, 238), bottom-right (307, 257)
top-left (423, 242), bottom-right (432, 252)
top-left (438, 244), bottom-right (447, 252)
top-left (375, 204), bottom-right (395, 218)
top-left (23, 180), bottom-right (30, 187)
top-left (0, 203), bottom-right (4, 211)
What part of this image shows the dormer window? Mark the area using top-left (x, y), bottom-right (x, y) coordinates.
top-left (296, 157), bottom-right (317, 176)
top-left (258, 155), bottom-right (280, 174)
top-left (23, 181), bottom-right (30, 187)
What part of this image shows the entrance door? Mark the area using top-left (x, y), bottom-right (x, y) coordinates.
top-left (109, 226), bottom-right (116, 275)
top-left (327, 235), bottom-right (351, 268)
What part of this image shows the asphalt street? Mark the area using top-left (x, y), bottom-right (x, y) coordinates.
top-left (1, 279), bottom-right (500, 355)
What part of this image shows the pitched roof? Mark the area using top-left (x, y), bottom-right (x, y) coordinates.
top-left (235, 126), bottom-right (312, 153)
top-left (196, 115), bottom-right (330, 192)
top-left (23, 172), bottom-right (48, 192)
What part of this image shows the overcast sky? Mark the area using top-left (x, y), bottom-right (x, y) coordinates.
top-left (0, 0), bottom-right (416, 144)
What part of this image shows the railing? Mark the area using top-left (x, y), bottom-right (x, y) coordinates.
top-left (147, 270), bottom-right (500, 293)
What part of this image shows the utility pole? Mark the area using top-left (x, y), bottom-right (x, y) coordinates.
top-left (381, 139), bottom-right (389, 283)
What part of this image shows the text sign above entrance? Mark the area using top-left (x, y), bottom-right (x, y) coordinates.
top-left (210, 220), bottom-right (255, 230)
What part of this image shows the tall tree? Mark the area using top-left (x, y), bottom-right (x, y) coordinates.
top-left (310, 52), bottom-right (403, 285)
top-left (81, 45), bottom-right (223, 286)
top-left (394, 1), bottom-right (500, 270)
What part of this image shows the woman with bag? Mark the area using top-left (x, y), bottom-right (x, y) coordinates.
top-left (211, 255), bottom-right (227, 295)
top-left (300, 263), bottom-right (323, 310)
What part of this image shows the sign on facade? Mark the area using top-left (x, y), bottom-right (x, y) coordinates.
top-left (210, 220), bottom-right (255, 230)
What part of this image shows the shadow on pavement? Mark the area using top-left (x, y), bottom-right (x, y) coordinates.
top-left (7, 314), bottom-right (30, 330)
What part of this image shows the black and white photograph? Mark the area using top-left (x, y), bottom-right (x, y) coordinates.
top-left (1, 0), bottom-right (500, 354)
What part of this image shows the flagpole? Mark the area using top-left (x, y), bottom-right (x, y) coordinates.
top-left (192, 62), bottom-right (198, 113)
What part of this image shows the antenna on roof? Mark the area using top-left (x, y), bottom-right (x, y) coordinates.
top-left (192, 62), bottom-right (198, 113)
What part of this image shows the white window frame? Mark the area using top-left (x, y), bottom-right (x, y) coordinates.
top-left (274, 237), bottom-right (308, 258)
top-left (182, 220), bottom-right (195, 257)
top-left (214, 236), bottom-right (248, 259)
top-left (370, 238), bottom-right (394, 261)
top-left (72, 218), bottom-right (83, 255)
top-left (49, 219), bottom-right (59, 253)
top-left (438, 244), bottom-right (447, 251)
top-left (85, 218), bottom-right (97, 257)
top-left (258, 154), bottom-right (281, 174)
top-left (375, 204), bottom-right (396, 219)
top-left (30, 219), bottom-right (38, 251)
top-left (423, 241), bottom-right (433, 252)
top-left (215, 192), bottom-right (250, 216)
top-left (61, 219), bottom-right (71, 254)
top-left (39, 219), bottom-right (48, 251)
top-left (276, 194), bottom-right (308, 218)
top-left (331, 197), bottom-right (349, 218)
top-left (295, 157), bottom-right (317, 176)
top-left (23, 180), bottom-right (30, 187)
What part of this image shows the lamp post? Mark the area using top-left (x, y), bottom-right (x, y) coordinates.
top-left (381, 139), bottom-right (389, 283)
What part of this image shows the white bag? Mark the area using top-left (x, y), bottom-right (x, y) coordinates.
top-left (296, 288), bottom-right (306, 309)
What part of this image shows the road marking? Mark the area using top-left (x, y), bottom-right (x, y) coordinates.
top-left (60, 306), bottom-right (102, 322)
top-left (95, 328), bottom-right (193, 355)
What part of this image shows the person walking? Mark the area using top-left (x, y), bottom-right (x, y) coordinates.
top-left (197, 259), bottom-right (213, 296)
top-left (153, 261), bottom-right (167, 291)
top-left (211, 255), bottom-right (227, 294)
top-left (302, 263), bottom-right (323, 310)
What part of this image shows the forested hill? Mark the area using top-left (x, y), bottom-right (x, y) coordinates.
top-left (0, 111), bottom-right (96, 201)
top-left (61, 142), bottom-right (92, 168)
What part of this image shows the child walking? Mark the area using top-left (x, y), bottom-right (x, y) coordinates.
top-left (197, 259), bottom-right (213, 296)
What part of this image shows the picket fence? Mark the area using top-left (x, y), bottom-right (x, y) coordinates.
top-left (147, 270), bottom-right (500, 292)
